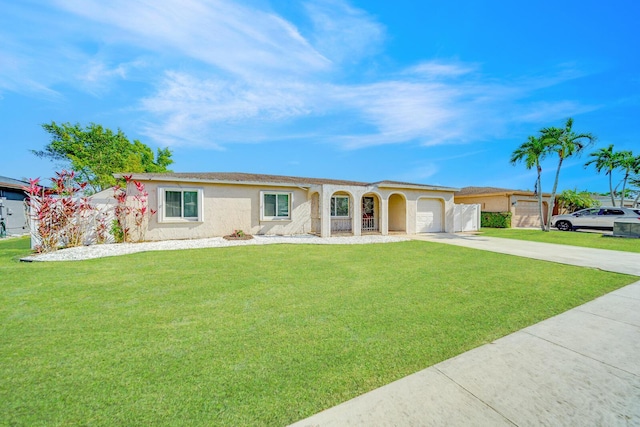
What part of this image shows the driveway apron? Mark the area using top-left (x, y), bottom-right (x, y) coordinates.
top-left (289, 234), bottom-right (640, 426)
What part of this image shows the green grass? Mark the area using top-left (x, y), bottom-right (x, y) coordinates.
top-left (479, 228), bottom-right (640, 252)
top-left (0, 236), bottom-right (636, 426)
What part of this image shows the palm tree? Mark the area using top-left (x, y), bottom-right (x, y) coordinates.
top-left (540, 118), bottom-right (596, 231)
top-left (616, 151), bottom-right (640, 207)
top-left (585, 144), bottom-right (618, 206)
top-left (631, 175), bottom-right (640, 208)
top-left (510, 135), bottom-right (548, 230)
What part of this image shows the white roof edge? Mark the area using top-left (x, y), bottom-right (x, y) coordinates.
top-left (117, 174), bottom-right (312, 189)
top-left (377, 183), bottom-right (460, 192)
top-left (116, 174), bottom-right (458, 192)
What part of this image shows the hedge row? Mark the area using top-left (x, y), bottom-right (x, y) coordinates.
top-left (481, 211), bottom-right (512, 228)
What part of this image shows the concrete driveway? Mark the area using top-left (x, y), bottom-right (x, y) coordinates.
top-left (289, 234), bottom-right (640, 426)
top-left (411, 233), bottom-right (640, 276)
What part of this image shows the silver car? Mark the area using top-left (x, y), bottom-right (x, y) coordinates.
top-left (551, 207), bottom-right (640, 231)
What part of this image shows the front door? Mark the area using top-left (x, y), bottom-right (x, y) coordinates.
top-left (362, 197), bottom-right (376, 231)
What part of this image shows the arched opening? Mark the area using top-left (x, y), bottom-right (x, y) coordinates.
top-left (361, 193), bottom-right (381, 233)
top-left (330, 191), bottom-right (353, 235)
top-left (388, 193), bottom-right (406, 233)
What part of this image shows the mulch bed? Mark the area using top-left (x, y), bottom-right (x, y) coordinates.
top-left (223, 234), bottom-right (254, 241)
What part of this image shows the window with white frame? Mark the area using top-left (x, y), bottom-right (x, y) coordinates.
top-left (261, 191), bottom-right (291, 220)
top-left (159, 187), bottom-right (203, 222)
top-left (331, 195), bottom-right (350, 217)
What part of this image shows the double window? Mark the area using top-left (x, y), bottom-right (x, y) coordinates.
top-left (331, 195), bottom-right (350, 217)
top-left (261, 192), bottom-right (291, 220)
top-left (159, 187), bottom-right (203, 222)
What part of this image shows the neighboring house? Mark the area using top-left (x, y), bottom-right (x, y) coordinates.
top-left (454, 186), bottom-right (553, 228)
top-left (592, 195), bottom-right (638, 209)
top-left (117, 172), bottom-right (459, 240)
top-left (0, 176), bottom-right (29, 236)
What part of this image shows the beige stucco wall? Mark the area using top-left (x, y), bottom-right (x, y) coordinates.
top-left (140, 180), bottom-right (311, 241)
top-left (393, 188), bottom-right (454, 234)
top-left (388, 193), bottom-right (406, 232)
top-left (134, 179), bottom-right (457, 240)
top-left (454, 194), bottom-right (509, 212)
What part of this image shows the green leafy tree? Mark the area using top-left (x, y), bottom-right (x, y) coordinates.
top-left (584, 144), bottom-right (619, 206)
top-left (510, 135), bottom-right (548, 230)
top-left (556, 189), bottom-right (599, 213)
top-left (540, 118), bottom-right (595, 231)
top-left (33, 122), bottom-right (173, 193)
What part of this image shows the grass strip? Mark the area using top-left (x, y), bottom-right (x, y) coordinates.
top-left (479, 228), bottom-right (640, 252)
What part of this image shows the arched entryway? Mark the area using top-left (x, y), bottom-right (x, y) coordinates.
top-left (388, 193), bottom-right (406, 233)
top-left (361, 193), bottom-right (381, 233)
top-left (330, 191), bottom-right (353, 234)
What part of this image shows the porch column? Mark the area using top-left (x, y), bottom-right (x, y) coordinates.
top-left (321, 190), bottom-right (332, 238)
top-left (353, 191), bottom-right (363, 237)
top-left (380, 196), bottom-right (389, 235)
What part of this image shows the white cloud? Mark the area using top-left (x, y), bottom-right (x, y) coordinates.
top-left (0, 0), bottom-right (598, 153)
top-left (51, 0), bottom-right (331, 77)
top-left (139, 71), bottom-right (319, 146)
top-left (403, 61), bottom-right (477, 79)
top-left (304, 0), bottom-right (385, 64)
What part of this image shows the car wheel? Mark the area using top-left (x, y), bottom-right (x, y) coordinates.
top-left (556, 220), bottom-right (572, 231)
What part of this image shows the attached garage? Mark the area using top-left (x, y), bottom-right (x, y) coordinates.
top-left (416, 198), bottom-right (443, 232)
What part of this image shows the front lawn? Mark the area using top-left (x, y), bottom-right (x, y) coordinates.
top-left (0, 237), bottom-right (635, 426)
top-left (480, 228), bottom-right (640, 253)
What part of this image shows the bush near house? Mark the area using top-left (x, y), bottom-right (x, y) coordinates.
top-left (481, 211), bottom-right (512, 228)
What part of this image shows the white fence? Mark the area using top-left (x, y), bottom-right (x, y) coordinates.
top-left (29, 196), bottom-right (117, 250)
top-left (453, 203), bottom-right (481, 232)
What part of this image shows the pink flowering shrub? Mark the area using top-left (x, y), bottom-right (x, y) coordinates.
top-left (111, 175), bottom-right (156, 243)
top-left (25, 170), bottom-right (155, 251)
top-left (24, 170), bottom-right (94, 253)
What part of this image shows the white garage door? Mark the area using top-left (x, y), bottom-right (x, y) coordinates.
top-left (416, 198), bottom-right (443, 232)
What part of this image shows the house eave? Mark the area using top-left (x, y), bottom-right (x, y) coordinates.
top-left (115, 173), bottom-right (313, 189)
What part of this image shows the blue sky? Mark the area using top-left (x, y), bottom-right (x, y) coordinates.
top-left (1, 0), bottom-right (638, 193)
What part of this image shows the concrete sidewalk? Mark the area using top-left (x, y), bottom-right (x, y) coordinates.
top-left (290, 235), bottom-right (640, 426)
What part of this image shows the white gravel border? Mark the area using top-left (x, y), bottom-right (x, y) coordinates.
top-left (21, 235), bottom-right (409, 262)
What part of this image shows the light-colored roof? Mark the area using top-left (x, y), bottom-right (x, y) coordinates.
top-left (0, 175), bottom-right (29, 191)
top-left (116, 172), bottom-right (459, 192)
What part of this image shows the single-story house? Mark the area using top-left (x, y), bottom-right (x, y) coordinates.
top-left (117, 172), bottom-right (459, 240)
top-left (454, 186), bottom-right (553, 228)
top-left (0, 175), bottom-right (29, 236)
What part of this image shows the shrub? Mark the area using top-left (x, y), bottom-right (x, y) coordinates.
top-left (24, 170), bottom-right (96, 252)
top-left (112, 175), bottom-right (156, 243)
top-left (481, 211), bottom-right (512, 228)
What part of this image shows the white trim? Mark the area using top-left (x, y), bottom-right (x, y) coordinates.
top-left (158, 187), bottom-right (204, 223)
top-left (260, 191), bottom-right (292, 221)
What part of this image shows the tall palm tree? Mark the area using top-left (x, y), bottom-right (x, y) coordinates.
top-left (540, 118), bottom-right (596, 231)
top-left (510, 135), bottom-right (548, 230)
top-left (585, 144), bottom-right (618, 206)
top-left (616, 151), bottom-right (640, 207)
top-left (631, 175), bottom-right (640, 208)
